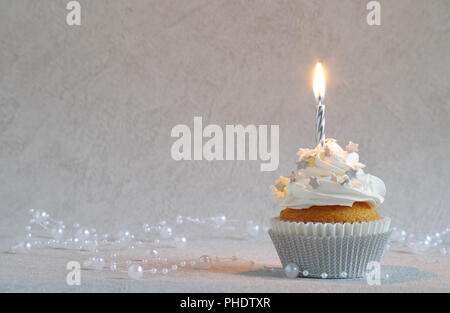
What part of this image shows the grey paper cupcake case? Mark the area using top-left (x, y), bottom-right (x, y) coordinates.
top-left (269, 229), bottom-right (392, 279)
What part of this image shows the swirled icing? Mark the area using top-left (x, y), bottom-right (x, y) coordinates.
top-left (271, 139), bottom-right (386, 209)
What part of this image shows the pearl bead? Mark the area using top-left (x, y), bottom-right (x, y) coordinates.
top-left (284, 263), bottom-right (299, 278)
top-left (340, 271), bottom-right (348, 278)
top-left (93, 258), bottom-right (105, 271)
top-left (51, 227), bottom-right (64, 240)
top-left (76, 227), bottom-right (90, 240)
top-left (128, 264), bottom-right (143, 280)
top-left (110, 262), bottom-right (117, 271)
top-left (159, 226), bottom-right (173, 239)
top-left (150, 268), bottom-right (157, 274)
top-left (411, 240), bottom-right (430, 254)
top-left (198, 255), bottom-right (212, 268)
top-left (406, 234), bottom-right (416, 247)
top-left (302, 270), bottom-right (309, 277)
top-left (320, 273), bottom-right (328, 279)
top-left (440, 247), bottom-right (448, 255)
top-left (83, 258), bottom-right (93, 268)
top-left (179, 261), bottom-right (186, 267)
top-left (176, 215), bottom-right (183, 225)
top-left (215, 214), bottom-right (227, 227)
top-left (199, 255), bottom-right (211, 263)
top-left (162, 268), bottom-right (169, 275)
top-left (171, 265), bottom-right (178, 271)
top-left (117, 229), bottom-right (132, 241)
top-left (84, 239), bottom-right (98, 252)
top-left (174, 236), bottom-right (187, 248)
top-left (11, 241), bottom-right (32, 254)
top-left (143, 224), bottom-right (151, 233)
top-left (390, 227), bottom-right (407, 243)
top-left (189, 260), bottom-right (196, 266)
top-left (32, 210), bottom-right (49, 224)
top-left (246, 221), bottom-right (259, 237)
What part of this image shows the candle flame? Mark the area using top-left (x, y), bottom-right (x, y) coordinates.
top-left (313, 62), bottom-right (326, 103)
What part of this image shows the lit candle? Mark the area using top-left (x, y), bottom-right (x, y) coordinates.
top-left (313, 62), bottom-right (326, 146)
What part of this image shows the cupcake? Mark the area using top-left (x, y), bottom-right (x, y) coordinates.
top-left (269, 138), bottom-right (391, 278)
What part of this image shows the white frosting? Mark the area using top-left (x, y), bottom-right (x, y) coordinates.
top-left (271, 139), bottom-right (386, 209)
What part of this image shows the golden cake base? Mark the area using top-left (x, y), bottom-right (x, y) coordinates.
top-left (280, 202), bottom-right (380, 224)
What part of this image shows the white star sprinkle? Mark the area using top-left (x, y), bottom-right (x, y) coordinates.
top-left (345, 168), bottom-right (358, 179)
top-left (346, 141), bottom-right (359, 153)
top-left (339, 175), bottom-right (350, 186)
top-left (289, 171), bottom-right (296, 183)
top-left (274, 182), bottom-right (284, 192)
top-left (325, 144), bottom-right (331, 157)
top-left (296, 160), bottom-right (309, 170)
top-left (309, 177), bottom-right (319, 189)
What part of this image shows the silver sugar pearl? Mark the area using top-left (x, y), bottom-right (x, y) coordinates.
top-left (284, 263), bottom-right (299, 278)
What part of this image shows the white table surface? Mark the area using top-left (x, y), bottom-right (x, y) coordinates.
top-left (1, 233), bottom-right (449, 293)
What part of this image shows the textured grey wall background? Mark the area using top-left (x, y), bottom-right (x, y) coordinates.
top-left (1, 0), bottom-right (449, 234)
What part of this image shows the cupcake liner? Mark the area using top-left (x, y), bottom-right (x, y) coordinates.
top-left (269, 229), bottom-right (391, 279)
top-left (270, 216), bottom-right (391, 237)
